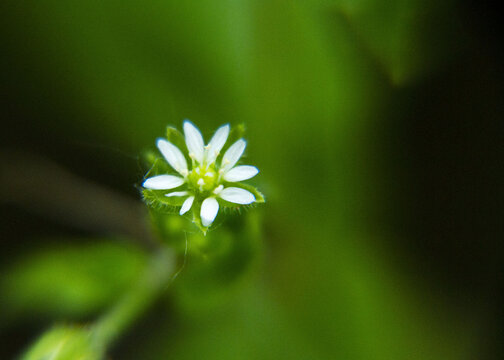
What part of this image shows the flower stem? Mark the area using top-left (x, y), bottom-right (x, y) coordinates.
top-left (91, 247), bottom-right (175, 351)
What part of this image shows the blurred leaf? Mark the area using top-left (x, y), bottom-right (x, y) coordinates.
top-left (330, 0), bottom-right (454, 84)
top-left (21, 325), bottom-right (103, 360)
top-left (1, 0), bottom-right (252, 149)
top-left (129, 283), bottom-right (322, 360)
top-left (173, 212), bottom-right (263, 313)
top-left (0, 240), bottom-right (147, 324)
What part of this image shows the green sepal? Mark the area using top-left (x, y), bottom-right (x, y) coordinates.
top-left (217, 198), bottom-right (245, 209)
top-left (142, 126), bottom-right (188, 177)
top-left (219, 123), bottom-right (246, 156)
top-left (190, 199), bottom-right (207, 234)
top-left (140, 152), bottom-right (185, 212)
top-left (165, 126), bottom-right (188, 156)
top-left (141, 150), bottom-right (173, 178)
top-left (142, 188), bottom-right (186, 214)
top-left (222, 182), bottom-right (265, 204)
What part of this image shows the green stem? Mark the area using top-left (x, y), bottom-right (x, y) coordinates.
top-left (91, 247), bottom-right (175, 350)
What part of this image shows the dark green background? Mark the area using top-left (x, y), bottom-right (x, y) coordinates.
top-left (1, 0), bottom-right (502, 359)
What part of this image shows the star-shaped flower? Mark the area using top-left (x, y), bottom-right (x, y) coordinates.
top-left (142, 120), bottom-right (263, 231)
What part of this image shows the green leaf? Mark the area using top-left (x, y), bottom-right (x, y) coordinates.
top-left (0, 240), bottom-right (146, 324)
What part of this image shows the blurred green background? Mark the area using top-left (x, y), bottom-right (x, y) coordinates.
top-left (1, 0), bottom-right (502, 359)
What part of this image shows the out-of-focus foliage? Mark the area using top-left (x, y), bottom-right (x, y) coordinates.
top-left (0, 241), bottom-right (146, 324)
top-left (173, 212), bottom-right (263, 312)
top-left (0, 0), bottom-right (499, 359)
top-left (326, 0), bottom-right (455, 84)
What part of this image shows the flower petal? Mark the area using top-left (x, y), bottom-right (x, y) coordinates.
top-left (183, 120), bottom-right (205, 164)
top-left (180, 196), bottom-right (194, 215)
top-left (165, 191), bottom-right (189, 197)
top-left (156, 139), bottom-right (188, 175)
top-left (219, 187), bottom-right (255, 204)
top-left (223, 165), bottom-right (259, 182)
top-left (143, 175), bottom-right (185, 190)
top-left (221, 139), bottom-right (246, 172)
top-left (200, 197), bottom-right (219, 227)
top-left (205, 124), bottom-right (230, 165)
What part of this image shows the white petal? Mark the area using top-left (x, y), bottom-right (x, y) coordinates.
top-left (156, 139), bottom-right (188, 176)
top-left (223, 165), bottom-right (259, 182)
top-left (183, 120), bottom-right (205, 163)
top-left (205, 124), bottom-right (230, 165)
top-left (200, 197), bottom-right (219, 227)
top-left (180, 196), bottom-right (194, 215)
top-left (221, 139), bottom-right (246, 172)
top-left (143, 175), bottom-right (185, 190)
top-left (219, 187), bottom-right (255, 204)
top-left (165, 191), bottom-right (189, 197)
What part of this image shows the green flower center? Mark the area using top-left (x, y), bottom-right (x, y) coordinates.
top-left (188, 166), bottom-right (219, 194)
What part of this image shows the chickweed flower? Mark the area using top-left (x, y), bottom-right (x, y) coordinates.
top-left (142, 121), bottom-right (264, 232)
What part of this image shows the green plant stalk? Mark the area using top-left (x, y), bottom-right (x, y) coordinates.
top-left (91, 247), bottom-right (175, 351)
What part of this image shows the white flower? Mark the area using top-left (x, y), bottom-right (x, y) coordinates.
top-left (143, 120), bottom-right (260, 229)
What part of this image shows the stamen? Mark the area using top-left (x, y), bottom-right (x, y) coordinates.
top-left (213, 185), bottom-right (224, 195)
top-left (197, 178), bottom-right (205, 191)
top-left (217, 168), bottom-right (224, 182)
